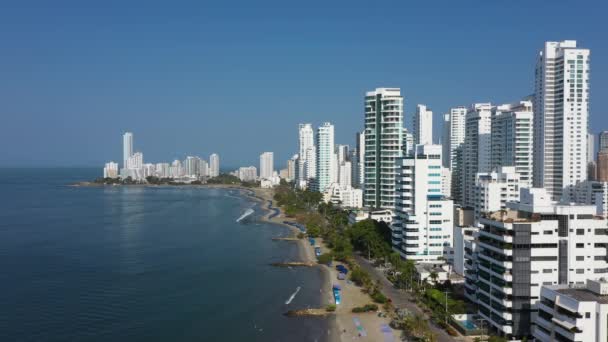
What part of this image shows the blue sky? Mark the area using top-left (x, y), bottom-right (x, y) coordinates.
top-left (0, 0), bottom-right (606, 169)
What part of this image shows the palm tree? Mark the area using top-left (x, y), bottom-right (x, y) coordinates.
top-left (429, 271), bottom-right (439, 285)
top-left (405, 314), bottom-right (429, 338)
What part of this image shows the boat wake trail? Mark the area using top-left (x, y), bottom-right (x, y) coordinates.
top-left (236, 208), bottom-right (255, 222)
top-left (285, 286), bottom-right (301, 305)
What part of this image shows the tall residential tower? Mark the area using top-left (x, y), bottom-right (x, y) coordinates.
top-left (363, 88), bottom-right (403, 209)
top-left (533, 40), bottom-right (590, 201)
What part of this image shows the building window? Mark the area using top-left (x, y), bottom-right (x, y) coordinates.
top-left (576, 229), bottom-right (584, 235)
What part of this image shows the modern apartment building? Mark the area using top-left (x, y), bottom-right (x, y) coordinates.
top-left (533, 40), bottom-right (590, 201)
top-left (103, 162), bottom-right (119, 178)
top-left (474, 166), bottom-right (521, 224)
top-left (394, 144), bottom-right (454, 262)
top-left (354, 131), bottom-right (365, 188)
top-left (442, 106), bottom-right (467, 170)
top-left (403, 128), bottom-right (414, 157)
top-left (470, 187), bottom-right (608, 339)
top-left (364, 88), bottom-right (404, 209)
top-left (238, 166), bottom-right (257, 182)
top-left (259, 152), bottom-right (274, 180)
top-left (312, 122), bottom-right (335, 192)
top-left (414, 104), bottom-right (433, 145)
top-left (534, 279), bottom-right (608, 342)
top-left (573, 180), bottom-right (608, 218)
top-left (287, 155), bottom-right (297, 182)
top-left (123, 132), bottom-right (133, 169)
top-left (297, 123), bottom-right (315, 188)
top-left (491, 100), bottom-right (534, 188)
top-left (599, 131), bottom-right (608, 153)
top-left (462, 103), bottom-right (493, 208)
top-left (209, 153), bottom-right (220, 177)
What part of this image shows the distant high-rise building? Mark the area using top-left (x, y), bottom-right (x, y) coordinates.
top-left (443, 107), bottom-right (466, 170)
top-left (402, 128), bottom-right (414, 157)
top-left (259, 152), bottom-right (274, 180)
top-left (238, 166), bottom-right (257, 182)
top-left (462, 103), bottom-right (493, 208)
top-left (533, 40), bottom-right (590, 201)
top-left (287, 155), bottom-right (297, 182)
top-left (491, 100), bottom-right (534, 187)
top-left (414, 104), bottom-right (433, 145)
top-left (103, 162), bottom-right (119, 178)
top-left (364, 88), bottom-right (403, 209)
top-left (170, 160), bottom-right (183, 178)
top-left (312, 123), bottom-right (335, 192)
top-left (184, 156), bottom-right (201, 177)
top-left (600, 131), bottom-right (608, 152)
top-left (588, 132), bottom-right (595, 163)
top-left (354, 131), bottom-right (365, 188)
top-left (199, 159), bottom-right (209, 177)
top-left (473, 166), bottom-right (521, 224)
top-left (336, 145), bottom-right (349, 164)
top-left (209, 153), bottom-right (220, 177)
top-left (123, 132), bottom-right (133, 169)
top-left (441, 113), bottom-right (450, 168)
top-left (338, 161), bottom-right (352, 189)
top-left (127, 152), bottom-right (143, 170)
top-left (442, 106), bottom-right (467, 202)
top-left (297, 123), bottom-right (315, 188)
top-left (598, 151), bottom-right (608, 182)
top-left (155, 163), bottom-right (170, 178)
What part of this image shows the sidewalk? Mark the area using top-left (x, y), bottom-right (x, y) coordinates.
top-left (354, 255), bottom-right (462, 342)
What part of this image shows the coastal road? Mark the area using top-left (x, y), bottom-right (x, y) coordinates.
top-left (354, 255), bottom-right (458, 342)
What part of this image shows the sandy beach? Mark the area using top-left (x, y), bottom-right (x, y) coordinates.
top-left (248, 187), bottom-right (399, 342)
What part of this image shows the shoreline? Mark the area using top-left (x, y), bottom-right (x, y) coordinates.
top-left (72, 182), bottom-right (395, 341)
top-left (243, 188), bottom-right (396, 342)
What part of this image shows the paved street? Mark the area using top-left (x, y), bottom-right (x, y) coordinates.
top-left (355, 255), bottom-right (459, 342)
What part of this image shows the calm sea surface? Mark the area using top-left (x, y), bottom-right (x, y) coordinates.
top-left (0, 168), bottom-right (328, 341)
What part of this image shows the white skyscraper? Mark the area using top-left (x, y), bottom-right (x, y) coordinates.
top-left (336, 145), bottom-right (349, 164)
top-left (287, 155), bottom-right (297, 182)
top-left (414, 104), bottom-right (433, 145)
top-left (238, 166), bottom-right (257, 182)
top-left (209, 153), bottom-right (220, 177)
top-left (170, 160), bottom-right (183, 178)
top-left (442, 106), bottom-right (467, 170)
top-left (123, 132), bottom-right (133, 169)
top-left (338, 161), bottom-right (352, 188)
top-left (473, 166), bottom-right (521, 223)
top-left (184, 156), bottom-right (200, 177)
top-left (103, 162), bottom-right (119, 178)
top-left (199, 159), bottom-right (209, 177)
top-left (259, 152), bottom-right (274, 180)
top-left (533, 40), bottom-right (590, 201)
top-left (354, 131), bottom-right (365, 188)
top-left (441, 113), bottom-right (450, 168)
top-left (462, 103), bottom-right (493, 208)
top-left (364, 88), bottom-right (404, 209)
top-left (297, 123), bottom-right (315, 188)
top-left (394, 144), bottom-right (454, 261)
top-left (491, 100), bottom-right (534, 188)
top-left (313, 122), bottom-right (335, 192)
top-left (402, 128), bottom-right (414, 157)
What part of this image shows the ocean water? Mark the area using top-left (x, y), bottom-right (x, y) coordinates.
top-left (0, 168), bottom-right (329, 342)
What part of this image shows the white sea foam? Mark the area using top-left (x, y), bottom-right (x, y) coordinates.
top-left (285, 286), bottom-right (301, 305)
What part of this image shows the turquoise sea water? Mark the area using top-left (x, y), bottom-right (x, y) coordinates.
top-left (0, 168), bottom-right (329, 341)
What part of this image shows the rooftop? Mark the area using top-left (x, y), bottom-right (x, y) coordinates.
top-left (554, 287), bottom-right (608, 304)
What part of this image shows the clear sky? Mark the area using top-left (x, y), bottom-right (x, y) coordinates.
top-left (0, 0), bottom-right (606, 169)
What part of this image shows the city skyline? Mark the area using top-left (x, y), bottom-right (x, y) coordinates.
top-left (0, 2), bottom-right (607, 168)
